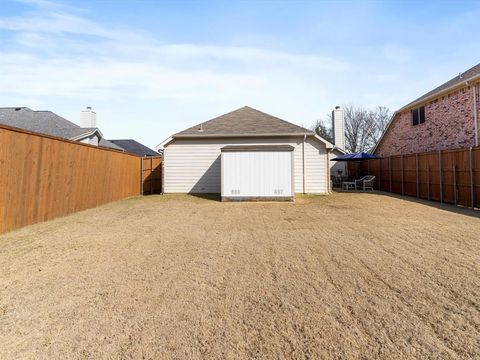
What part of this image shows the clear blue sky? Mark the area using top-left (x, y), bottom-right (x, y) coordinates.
top-left (1, 0), bottom-right (479, 148)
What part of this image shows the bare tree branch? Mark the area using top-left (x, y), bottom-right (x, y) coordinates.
top-left (311, 117), bottom-right (333, 143)
top-left (312, 105), bottom-right (391, 153)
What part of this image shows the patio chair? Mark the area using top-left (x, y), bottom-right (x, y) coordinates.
top-left (355, 175), bottom-right (375, 191)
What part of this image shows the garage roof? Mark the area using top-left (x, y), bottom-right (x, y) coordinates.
top-left (174, 106), bottom-right (314, 137)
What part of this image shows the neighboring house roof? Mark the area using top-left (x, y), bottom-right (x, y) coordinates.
top-left (402, 62), bottom-right (480, 112)
top-left (109, 139), bottom-right (159, 156)
top-left (0, 107), bottom-right (121, 151)
top-left (373, 62), bottom-right (480, 154)
top-left (0, 107), bottom-right (98, 139)
top-left (174, 106), bottom-right (315, 137)
top-left (99, 138), bottom-right (125, 151)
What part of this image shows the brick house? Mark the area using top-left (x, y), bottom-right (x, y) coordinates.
top-left (374, 63), bottom-right (480, 157)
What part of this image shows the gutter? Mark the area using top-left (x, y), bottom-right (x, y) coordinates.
top-left (327, 148), bottom-right (331, 193)
top-left (155, 136), bottom-right (173, 151)
top-left (161, 132), bottom-right (334, 152)
top-left (171, 132), bottom-right (334, 149)
top-left (173, 132), bottom-right (315, 138)
top-left (473, 83), bottom-right (479, 147)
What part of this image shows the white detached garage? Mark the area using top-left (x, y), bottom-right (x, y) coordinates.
top-left (158, 106), bottom-right (342, 199)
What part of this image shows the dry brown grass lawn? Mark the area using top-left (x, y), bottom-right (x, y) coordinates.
top-left (0, 192), bottom-right (479, 359)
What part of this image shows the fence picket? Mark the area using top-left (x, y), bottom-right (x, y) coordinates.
top-left (453, 165), bottom-right (457, 206)
top-left (470, 147), bottom-right (475, 208)
top-left (427, 165), bottom-right (430, 201)
top-left (401, 155), bottom-right (404, 195)
top-left (416, 153), bottom-right (419, 198)
top-left (439, 150), bottom-right (443, 204)
top-left (389, 157), bottom-right (392, 193)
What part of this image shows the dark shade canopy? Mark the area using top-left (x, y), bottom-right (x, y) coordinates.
top-left (330, 152), bottom-right (381, 161)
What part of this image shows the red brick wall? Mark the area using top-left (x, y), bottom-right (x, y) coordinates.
top-left (375, 84), bottom-right (480, 157)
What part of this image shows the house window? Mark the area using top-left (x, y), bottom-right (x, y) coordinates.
top-left (411, 106), bottom-right (426, 126)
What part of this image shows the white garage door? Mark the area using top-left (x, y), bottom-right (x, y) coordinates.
top-left (221, 145), bottom-right (294, 200)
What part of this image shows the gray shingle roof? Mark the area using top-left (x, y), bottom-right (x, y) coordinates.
top-left (174, 106), bottom-right (314, 137)
top-left (109, 139), bottom-right (159, 156)
top-left (0, 107), bottom-right (96, 139)
top-left (404, 62), bottom-right (480, 109)
top-left (99, 138), bottom-right (125, 151)
top-left (0, 107), bottom-right (124, 151)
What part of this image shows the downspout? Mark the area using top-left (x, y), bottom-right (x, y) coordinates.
top-left (302, 134), bottom-right (306, 194)
top-left (473, 83), bottom-right (479, 147)
top-left (327, 149), bottom-right (331, 193)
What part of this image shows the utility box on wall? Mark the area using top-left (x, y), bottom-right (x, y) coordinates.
top-left (221, 145), bottom-right (294, 201)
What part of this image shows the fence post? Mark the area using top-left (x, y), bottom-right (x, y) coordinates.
top-left (161, 157), bottom-right (165, 195)
top-left (439, 150), bottom-right (443, 204)
top-left (427, 165), bottom-right (430, 201)
top-left (401, 155), bottom-right (404, 195)
top-left (469, 147), bottom-right (475, 208)
top-left (415, 153), bottom-right (419, 198)
top-left (389, 156), bottom-right (392, 193)
top-left (378, 159), bottom-right (381, 191)
top-left (453, 165), bottom-right (457, 206)
top-left (150, 157), bottom-right (153, 194)
top-left (140, 157), bottom-right (144, 195)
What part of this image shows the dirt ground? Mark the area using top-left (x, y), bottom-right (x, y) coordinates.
top-left (0, 192), bottom-right (479, 359)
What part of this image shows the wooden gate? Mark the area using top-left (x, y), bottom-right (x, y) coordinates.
top-left (141, 156), bottom-right (162, 195)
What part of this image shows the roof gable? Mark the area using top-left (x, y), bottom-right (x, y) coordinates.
top-left (174, 106), bottom-right (314, 137)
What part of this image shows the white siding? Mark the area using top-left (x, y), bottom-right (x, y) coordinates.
top-left (79, 134), bottom-right (99, 146)
top-left (304, 137), bottom-right (328, 193)
top-left (164, 136), bottom-right (328, 194)
top-left (222, 151), bottom-right (293, 197)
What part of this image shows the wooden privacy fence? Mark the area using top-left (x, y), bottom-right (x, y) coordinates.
top-left (141, 156), bottom-right (162, 195)
top-left (0, 125), bottom-right (143, 234)
top-left (348, 147), bottom-right (480, 209)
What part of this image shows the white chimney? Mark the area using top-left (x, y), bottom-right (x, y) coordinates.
top-left (80, 106), bottom-right (97, 128)
top-left (332, 106), bottom-right (345, 149)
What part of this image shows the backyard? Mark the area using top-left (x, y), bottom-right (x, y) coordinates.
top-left (0, 192), bottom-right (479, 359)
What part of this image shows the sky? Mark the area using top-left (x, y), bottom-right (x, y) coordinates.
top-left (1, 0), bottom-right (480, 148)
